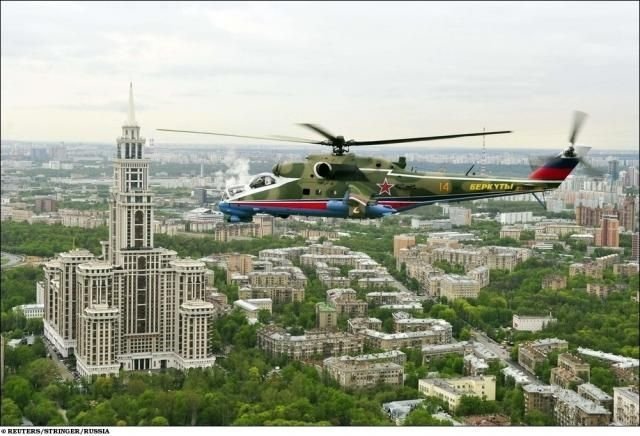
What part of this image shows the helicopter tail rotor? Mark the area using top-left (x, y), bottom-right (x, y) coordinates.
top-left (528, 111), bottom-right (603, 180)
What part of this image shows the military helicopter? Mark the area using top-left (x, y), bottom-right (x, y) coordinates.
top-left (158, 112), bottom-right (592, 223)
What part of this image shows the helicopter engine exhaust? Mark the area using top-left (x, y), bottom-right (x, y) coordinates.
top-left (313, 162), bottom-right (333, 179)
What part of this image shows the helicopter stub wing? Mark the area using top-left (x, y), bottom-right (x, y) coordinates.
top-left (325, 184), bottom-right (397, 218)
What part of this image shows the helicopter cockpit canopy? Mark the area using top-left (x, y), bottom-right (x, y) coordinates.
top-left (223, 184), bottom-right (246, 199)
top-left (249, 173), bottom-right (277, 189)
top-left (222, 173), bottom-right (278, 200)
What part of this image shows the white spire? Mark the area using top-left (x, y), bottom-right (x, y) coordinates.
top-left (126, 82), bottom-right (138, 126)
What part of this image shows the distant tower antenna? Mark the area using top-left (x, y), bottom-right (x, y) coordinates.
top-left (481, 127), bottom-right (486, 176)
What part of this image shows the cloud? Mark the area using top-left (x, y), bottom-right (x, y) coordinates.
top-left (1, 1), bottom-right (637, 149)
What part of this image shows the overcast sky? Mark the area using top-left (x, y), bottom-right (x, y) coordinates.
top-left (1, 1), bottom-right (638, 150)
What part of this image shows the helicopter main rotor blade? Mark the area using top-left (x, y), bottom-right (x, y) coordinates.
top-left (156, 129), bottom-right (320, 144)
top-left (269, 135), bottom-right (324, 144)
top-left (351, 130), bottom-right (512, 146)
top-left (569, 111), bottom-right (588, 146)
top-left (298, 123), bottom-right (337, 141)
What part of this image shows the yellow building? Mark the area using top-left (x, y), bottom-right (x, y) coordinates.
top-left (418, 376), bottom-right (496, 412)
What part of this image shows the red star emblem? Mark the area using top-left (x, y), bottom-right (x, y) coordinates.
top-left (377, 177), bottom-right (394, 196)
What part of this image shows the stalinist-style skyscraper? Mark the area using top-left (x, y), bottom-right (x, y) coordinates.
top-left (43, 85), bottom-right (216, 376)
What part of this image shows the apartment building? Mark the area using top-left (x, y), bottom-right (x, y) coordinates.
top-left (578, 383), bottom-right (613, 411)
top-left (569, 262), bottom-right (603, 279)
top-left (613, 263), bottom-right (639, 277)
top-left (394, 316), bottom-right (451, 334)
top-left (226, 253), bottom-right (254, 281)
top-left (500, 227), bottom-right (522, 240)
top-left (550, 353), bottom-right (590, 389)
top-left (418, 376), bottom-right (496, 412)
top-left (347, 317), bottom-right (382, 334)
top-left (422, 342), bottom-right (472, 363)
top-left (523, 384), bottom-right (556, 416)
top-left (366, 291), bottom-right (409, 306)
top-left (542, 275), bottom-right (567, 290)
top-left (439, 274), bottom-right (481, 301)
top-left (316, 302), bottom-right (338, 330)
top-left (596, 215), bottom-right (619, 248)
top-left (586, 283), bottom-right (616, 299)
top-left (467, 266), bottom-right (490, 288)
top-left (518, 338), bottom-right (569, 375)
top-left (394, 234), bottom-right (416, 258)
top-left (361, 322), bottom-right (452, 350)
top-left (613, 386), bottom-right (639, 426)
top-left (238, 286), bottom-right (305, 304)
top-left (576, 347), bottom-right (639, 385)
top-left (554, 388), bottom-right (611, 426)
top-left (257, 326), bottom-right (363, 360)
top-left (326, 288), bottom-right (368, 318)
top-left (323, 351), bottom-right (406, 388)
top-left (357, 276), bottom-right (397, 290)
top-left (464, 354), bottom-right (489, 376)
top-left (523, 384), bottom-right (611, 425)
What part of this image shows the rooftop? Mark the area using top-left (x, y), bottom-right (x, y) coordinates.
top-left (579, 383), bottom-right (613, 402)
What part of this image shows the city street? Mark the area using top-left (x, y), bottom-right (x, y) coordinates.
top-left (1, 251), bottom-right (24, 269)
top-left (471, 330), bottom-right (539, 385)
top-left (43, 338), bottom-right (75, 382)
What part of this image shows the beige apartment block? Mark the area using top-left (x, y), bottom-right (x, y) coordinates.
top-left (586, 283), bottom-right (616, 299)
top-left (569, 262), bottom-right (603, 279)
top-left (523, 384), bottom-right (556, 416)
top-left (257, 326), bottom-right (363, 360)
top-left (523, 384), bottom-right (611, 425)
top-left (613, 263), bottom-right (639, 277)
top-left (361, 322), bottom-right (452, 350)
top-left (554, 388), bottom-right (611, 426)
top-left (578, 383), bottom-right (613, 411)
top-left (326, 288), bottom-right (368, 318)
top-left (439, 274), bottom-right (481, 301)
top-left (226, 253), bottom-right (254, 281)
top-left (500, 227), bottom-right (522, 240)
top-left (347, 317), bottom-right (383, 334)
top-left (238, 286), bottom-right (305, 304)
top-left (323, 351), bottom-right (406, 388)
top-left (518, 338), bottom-right (569, 375)
top-left (316, 302), bottom-right (338, 330)
top-left (613, 386), bottom-right (639, 426)
top-left (394, 234), bottom-right (416, 258)
top-left (542, 274), bottom-right (567, 290)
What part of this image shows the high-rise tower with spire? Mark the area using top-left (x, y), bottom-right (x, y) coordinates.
top-left (43, 85), bottom-right (216, 376)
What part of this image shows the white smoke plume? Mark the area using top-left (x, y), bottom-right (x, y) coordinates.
top-left (211, 152), bottom-right (252, 189)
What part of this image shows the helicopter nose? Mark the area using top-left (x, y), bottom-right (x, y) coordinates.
top-left (218, 201), bottom-right (231, 214)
